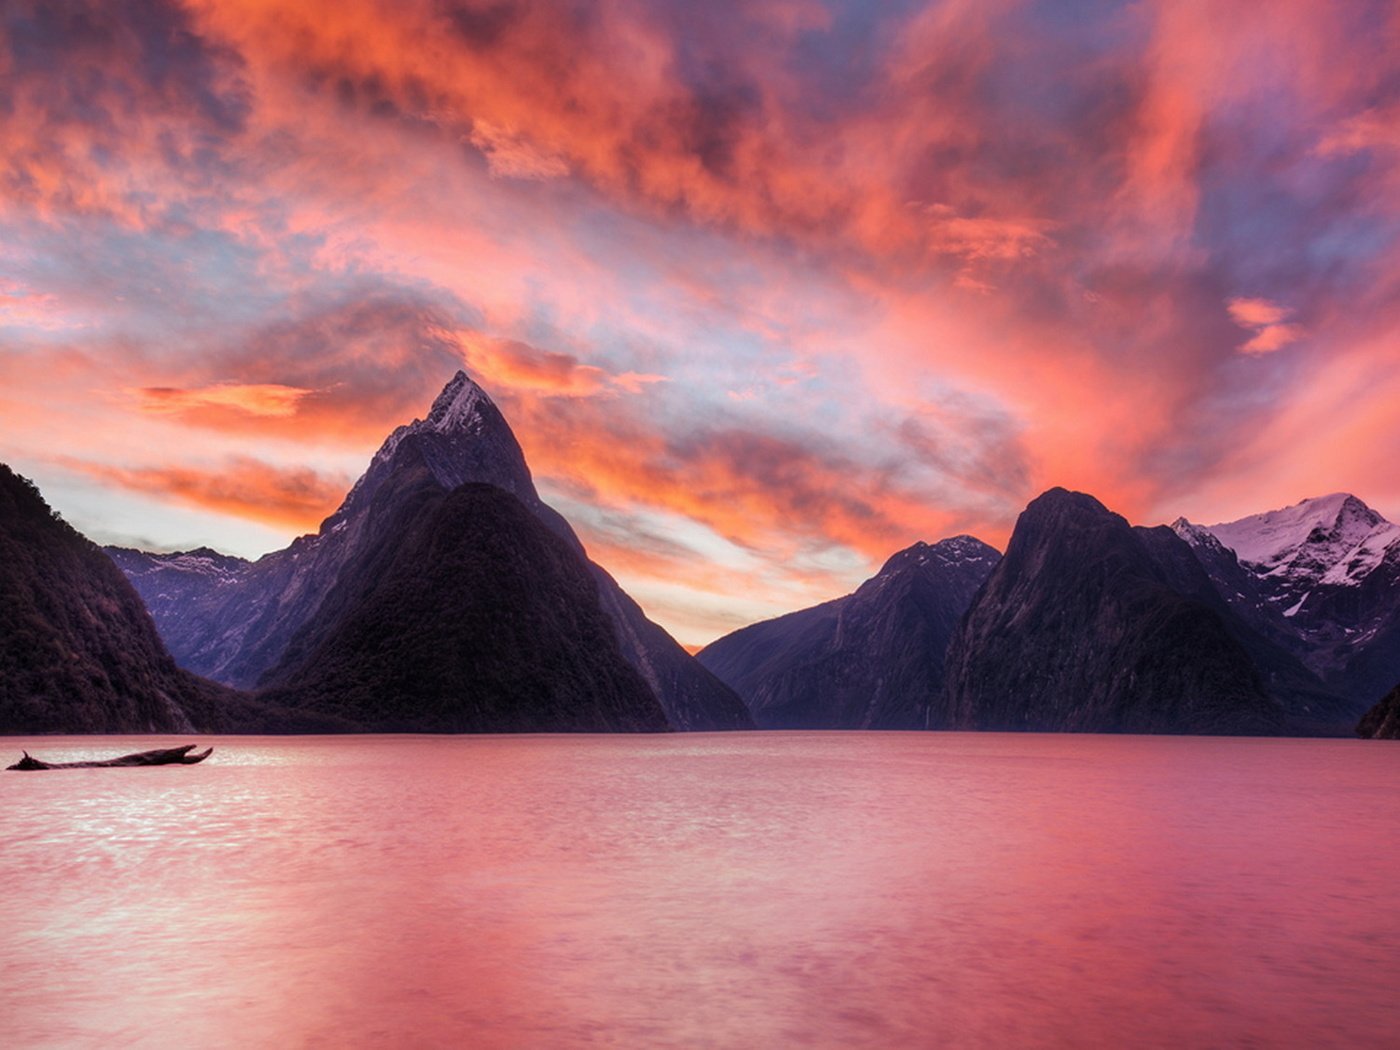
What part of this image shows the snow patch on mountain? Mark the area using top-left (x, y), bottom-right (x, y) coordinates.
top-left (1204, 493), bottom-right (1400, 587)
top-left (875, 535), bottom-right (1001, 580)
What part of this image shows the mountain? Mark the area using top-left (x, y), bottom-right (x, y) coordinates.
top-left (698, 536), bottom-right (999, 728)
top-left (943, 488), bottom-right (1287, 735)
top-left (1357, 683), bottom-right (1400, 739)
top-left (110, 371), bottom-right (752, 731)
top-left (1131, 525), bottom-right (1354, 733)
top-left (1175, 494), bottom-right (1400, 706)
top-left (0, 465), bottom-right (333, 734)
top-left (260, 462), bottom-right (669, 732)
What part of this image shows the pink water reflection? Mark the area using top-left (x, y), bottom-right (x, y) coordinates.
top-left (3, 733), bottom-right (1398, 1047)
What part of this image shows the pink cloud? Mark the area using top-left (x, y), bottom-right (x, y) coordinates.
top-left (1228, 298), bottom-right (1304, 355)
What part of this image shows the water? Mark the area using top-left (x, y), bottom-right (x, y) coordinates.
top-left (3, 733), bottom-right (1398, 1048)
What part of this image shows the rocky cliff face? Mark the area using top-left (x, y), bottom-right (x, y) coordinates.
top-left (699, 536), bottom-right (999, 728)
top-left (943, 489), bottom-right (1286, 735)
top-left (1357, 683), bottom-right (1400, 739)
top-left (0, 465), bottom-right (329, 734)
top-left (261, 463), bottom-right (670, 733)
top-left (110, 372), bottom-right (752, 730)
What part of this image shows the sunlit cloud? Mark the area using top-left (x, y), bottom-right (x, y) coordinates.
top-left (133, 383), bottom-right (317, 418)
top-left (58, 455), bottom-right (350, 531)
top-left (467, 121), bottom-right (570, 180)
top-left (3, 0), bottom-right (1400, 641)
top-left (1316, 106), bottom-right (1400, 157)
top-left (1228, 297), bottom-right (1304, 356)
top-left (455, 335), bottom-right (663, 399)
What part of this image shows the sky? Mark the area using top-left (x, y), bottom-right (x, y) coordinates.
top-left (4, 0), bottom-right (1400, 648)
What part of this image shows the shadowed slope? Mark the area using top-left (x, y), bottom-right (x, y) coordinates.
top-left (944, 489), bottom-right (1285, 736)
top-left (262, 462), bottom-right (670, 733)
top-left (1357, 683), bottom-right (1400, 740)
top-left (700, 537), bottom-right (999, 729)
top-left (0, 465), bottom-right (333, 733)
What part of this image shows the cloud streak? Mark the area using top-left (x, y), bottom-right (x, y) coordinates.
top-left (61, 456), bottom-right (349, 531)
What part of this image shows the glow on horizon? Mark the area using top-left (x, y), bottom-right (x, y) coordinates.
top-left (3, 0), bottom-right (1400, 646)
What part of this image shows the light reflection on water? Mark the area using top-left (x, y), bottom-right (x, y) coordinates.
top-left (2, 732), bottom-right (1398, 1048)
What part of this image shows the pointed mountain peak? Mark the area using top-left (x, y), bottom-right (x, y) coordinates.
top-left (1171, 516), bottom-right (1214, 544)
top-left (1332, 492), bottom-right (1387, 528)
top-left (327, 370), bottom-right (538, 530)
top-left (423, 369), bottom-right (494, 433)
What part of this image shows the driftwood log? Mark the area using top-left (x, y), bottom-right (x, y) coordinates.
top-left (6, 744), bottom-right (213, 771)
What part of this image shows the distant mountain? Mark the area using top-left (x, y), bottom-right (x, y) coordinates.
top-left (0, 465), bottom-right (331, 734)
top-left (111, 371), bottom-right (752, 731)
top-left (1357, 683), bottom-right (1400, 739)
top-left (699, 537), bottom-right (999, 728)
top-left (943, 489), bottom-right (1287, 735)
top-left (1175, 494), bottom-right (1400, 706)
top-left (260, 461), bottom-right (669, 732)
top-left (1131, 525), bottom-right (1354, 733)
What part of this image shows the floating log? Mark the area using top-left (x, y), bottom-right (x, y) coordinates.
top-left (6, 744), bottom-right (213, 771)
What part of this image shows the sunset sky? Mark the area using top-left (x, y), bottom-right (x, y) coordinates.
top-left (4, 0), bottom-right (1400, 646)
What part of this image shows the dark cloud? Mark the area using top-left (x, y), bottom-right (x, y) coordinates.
top-left (438, 0), bottom-right (522, 49)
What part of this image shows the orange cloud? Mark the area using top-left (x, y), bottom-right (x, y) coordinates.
top-left (133, 382), bottom-right (316, 418)
top-left (62, 456), bottom-right (349, 531)
top-left (455, 333), bottom-right (668, 399)
top-left (458, 336), bottom-right (609, 397)
top-left (498, 391), bottom-right (1000, 564)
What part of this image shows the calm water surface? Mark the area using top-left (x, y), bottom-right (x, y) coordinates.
top-left (3, 732), bottom-right (1398, 1048)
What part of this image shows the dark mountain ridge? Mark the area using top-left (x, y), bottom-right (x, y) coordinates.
top-left (0, 465), bottom-right (334, 734)
top-left (699, 536), bottom-right (1000, 729)
top-left (261, 460), bottom-right (670, 733)
top-left (942, 488), bottom-right (1290, 735)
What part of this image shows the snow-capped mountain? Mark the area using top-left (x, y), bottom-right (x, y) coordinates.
top-left (1206, 494), bottom-right (1400, 601)
top-left (110, 371), bottom-right (753, 731)
top-left (1174, 494), bottom-right (1400, 706)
